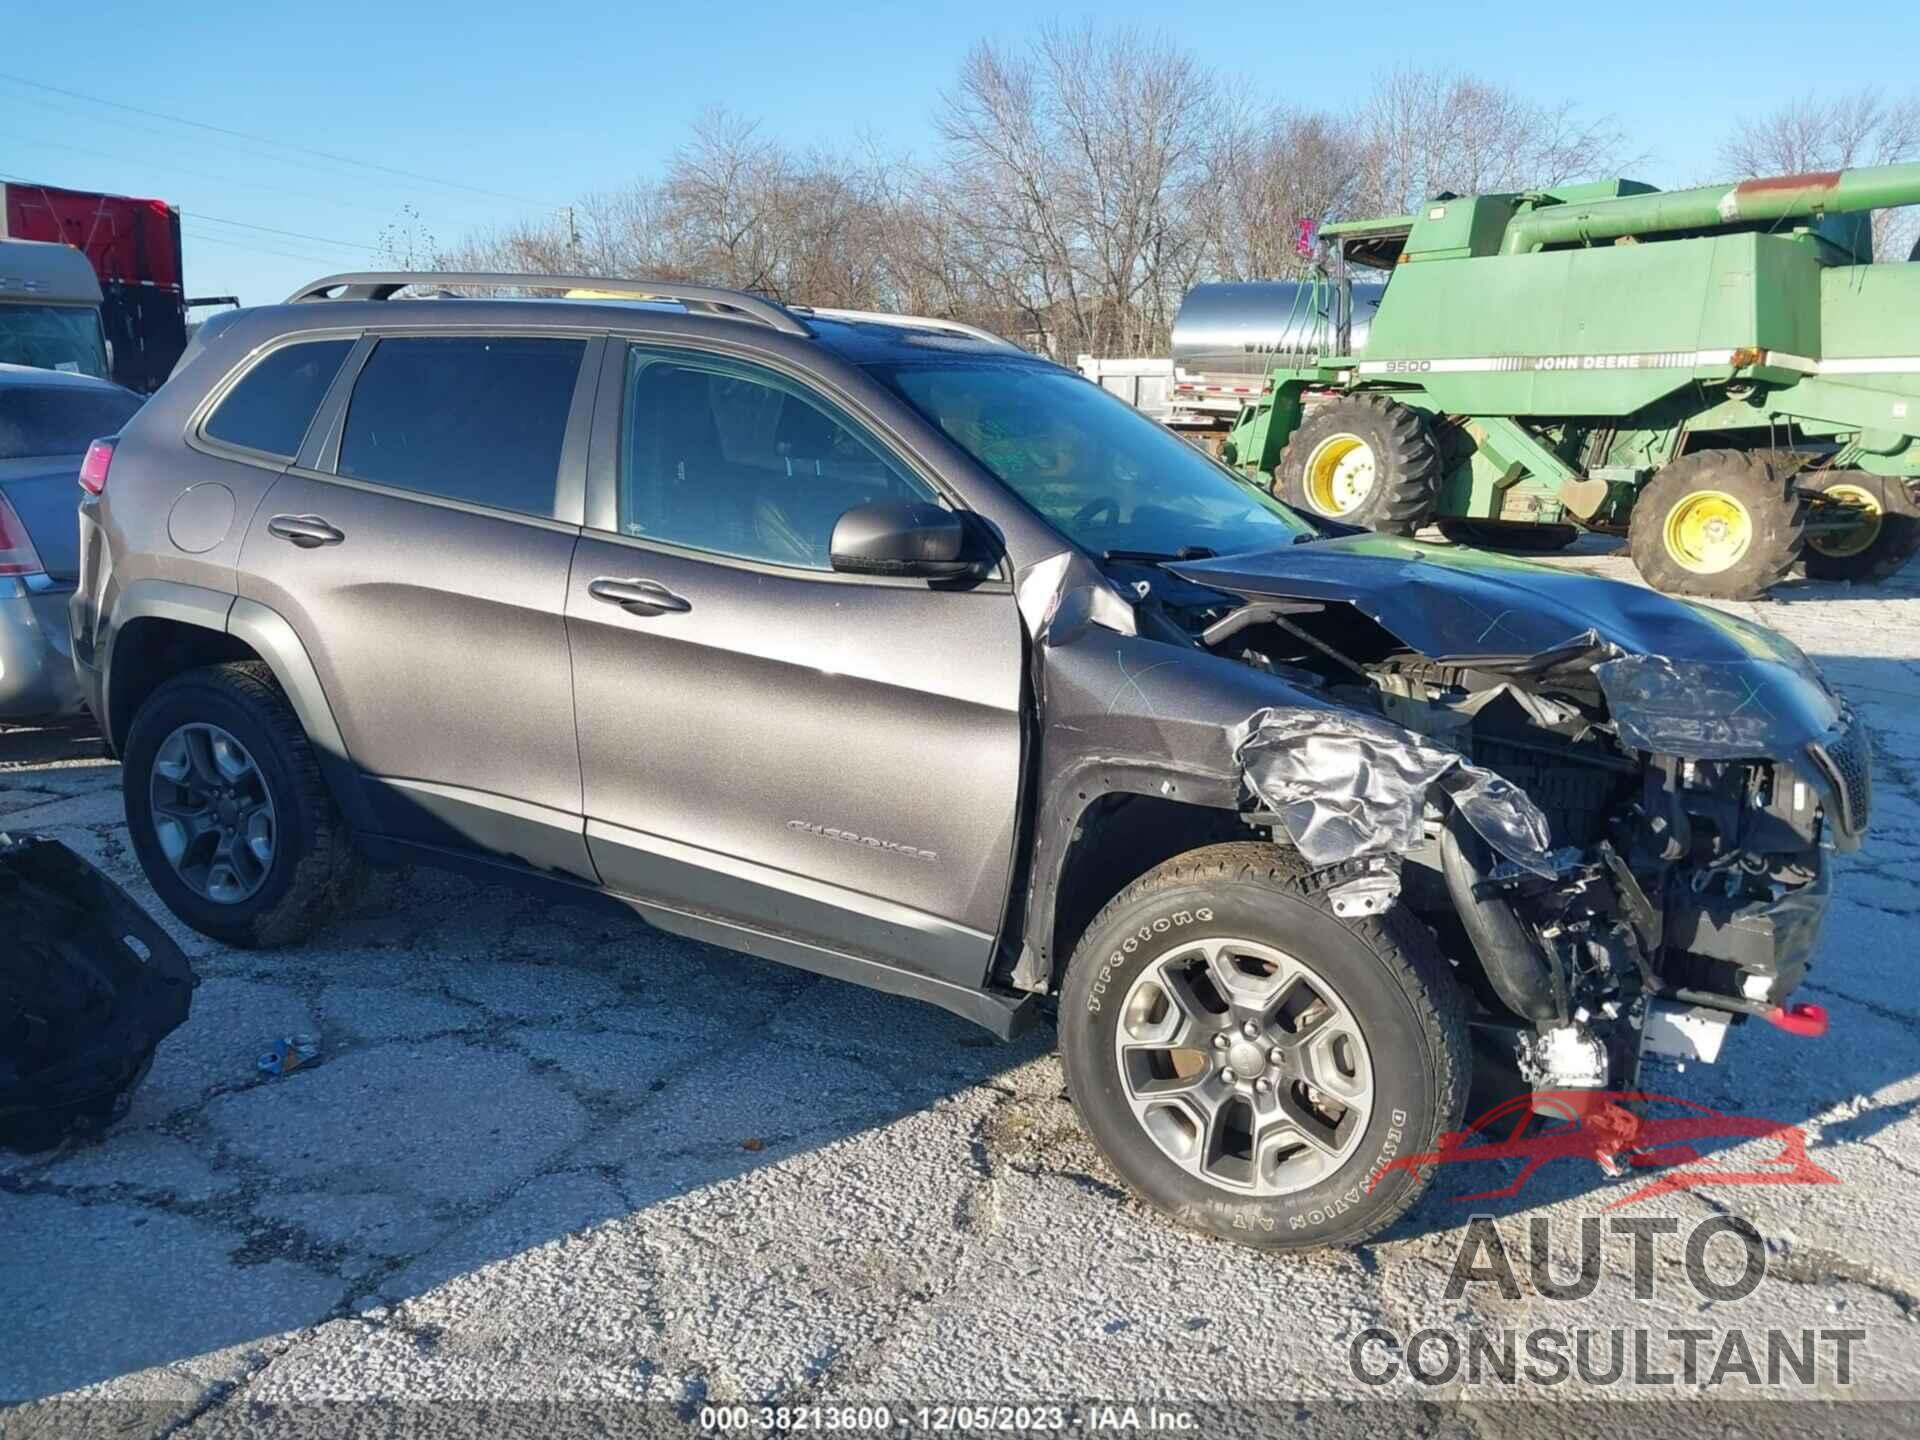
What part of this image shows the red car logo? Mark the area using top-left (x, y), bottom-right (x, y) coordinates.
top-left (1371, 1090), bottom-right (1839, 1207)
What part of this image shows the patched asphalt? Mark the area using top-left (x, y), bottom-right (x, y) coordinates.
top-left (4, 546), bottom-right (1919, 1432)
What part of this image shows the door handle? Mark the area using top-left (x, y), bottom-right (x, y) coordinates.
top-left (588, 576), bottom-right (692, 616)
top-left (267, 514), bottom-right (345, 549)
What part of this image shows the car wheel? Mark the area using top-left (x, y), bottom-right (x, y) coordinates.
top-left (123, 661), bottom-right (360, 947)
top-left (1274, 395), bottom-right (1441, 535)
top-left (1059, 843), bottom-right (1470, 1250)
top-left (1800, 470), bottom-right (1920, 583)
top-left (1629, 450), bottom-right (1805, 599)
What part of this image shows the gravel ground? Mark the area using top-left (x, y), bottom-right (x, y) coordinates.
top-left (4, 545), bottom-right (1919, 1437)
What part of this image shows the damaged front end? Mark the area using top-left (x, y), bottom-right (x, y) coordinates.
top-left (1026, 531), bottom-right (1863, 1107)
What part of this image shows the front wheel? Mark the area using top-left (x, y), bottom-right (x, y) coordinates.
top-left (1059, 843), bottom-right (1470, 1250)
top-left (1275, 395), bottom-right (1441, 535)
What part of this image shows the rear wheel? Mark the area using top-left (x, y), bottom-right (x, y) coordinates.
top-left (1800, 470), bottom-right (1920, 583)
top-left (124, 662), bottom-right (360, 948)
top-left (1275, 395), bottom-right (1441, 535)
top-left (1059, 843), bottom-right (1470, 1250)
top-left (1436, 518), bottom-right (1582, 553)
top-left (1629, 450), bottom-right (1804, 599)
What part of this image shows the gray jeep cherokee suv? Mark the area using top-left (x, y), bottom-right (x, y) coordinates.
top-left (71, 272), bottom-right (1868, 1249)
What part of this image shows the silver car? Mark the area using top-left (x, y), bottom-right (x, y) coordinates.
top-left (0, 363), bottom-right (142, 720)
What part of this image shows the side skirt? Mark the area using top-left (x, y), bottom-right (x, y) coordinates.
top-left (356, 833), bottom-right (1042, 1041)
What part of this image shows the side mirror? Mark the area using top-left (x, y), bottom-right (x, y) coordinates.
top-left (829, 501), bottom-right (975, 578)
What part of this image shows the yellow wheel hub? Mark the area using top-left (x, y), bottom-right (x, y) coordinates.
top-left (1663, 489), bottom-right (1754, 575)
top-left (1303, 434), bottom-right (1377, 516)
top-left (1808, 482), bottom-right (1883, 558)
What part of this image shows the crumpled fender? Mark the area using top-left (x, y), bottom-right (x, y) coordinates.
top-left (1013, 550), bottom-right (1559, 983)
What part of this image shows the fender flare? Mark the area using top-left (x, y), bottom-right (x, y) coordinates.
top-left (102, 582), bottom-right (369, 830)
top-left (1014, 755), bottom-right (1244, 988)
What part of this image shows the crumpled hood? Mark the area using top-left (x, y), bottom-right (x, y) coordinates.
top-left (1171, 532), bottom-right (1802, 665)
top-left (1171, 532), bottom-right (1851, 763)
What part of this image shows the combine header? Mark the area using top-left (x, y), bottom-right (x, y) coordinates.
top-left (1200, 163), bottom-right (1920, 596)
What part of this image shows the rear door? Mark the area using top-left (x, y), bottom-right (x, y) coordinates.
top-left (236, 331), bottom-right (599, 877)
top-left (566, 341), bottom-right (1025, 987)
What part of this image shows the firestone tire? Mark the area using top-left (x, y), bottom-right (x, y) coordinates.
top-left (1058, 843), bottom-right (1470, 1251)
top-left (123, 662), bottom-right (361, 949)
top-left (1629, 450), bottom-right (1805, 600)
top-left (1800, 470), bottom-right (1920, 584)
top-left (1275, 395), bottom-right (1441, 535)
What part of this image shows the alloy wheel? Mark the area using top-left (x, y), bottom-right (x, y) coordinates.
top-left (149, 722), bottom-right (277, 904)
top-left (1113, 936), bottom-right (1374, 1196)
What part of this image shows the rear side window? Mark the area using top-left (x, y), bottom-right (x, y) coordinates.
top-left (337, 336), bottom-right (584, 519)
top-left (0, 385), bottom-right (143, 460)
top-left (202, 338), bottom-right (353, 459)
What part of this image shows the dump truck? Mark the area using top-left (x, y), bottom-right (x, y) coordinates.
top-left (1203, 163), bottom-right (1920, 597)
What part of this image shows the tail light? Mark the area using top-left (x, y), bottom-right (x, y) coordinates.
top-left (0, 492), bottom-right (45, 577)
top-left (78, 437), bottom-right (116, 496)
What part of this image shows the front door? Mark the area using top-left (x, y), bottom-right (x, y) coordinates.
top-left (566, 343), bottom-right (1024, 986)
top-left (237, 331), bottom-right (597, 877)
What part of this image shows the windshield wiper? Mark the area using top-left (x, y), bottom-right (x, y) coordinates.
top-left (1101, 546), bottom-right (1217, 564)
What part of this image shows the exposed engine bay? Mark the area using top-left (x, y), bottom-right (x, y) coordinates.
top-left (1114, 533), bottom-right (1872, 1103)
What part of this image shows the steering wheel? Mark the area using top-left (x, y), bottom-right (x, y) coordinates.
top-left (1073, 496), bottom-right (1122, 528)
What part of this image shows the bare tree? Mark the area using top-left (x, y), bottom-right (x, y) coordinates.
top-left (937, 23), bottom-right (1220, 355)
top-left (1354, 67), bottom-right (1634, 218)
top-left (1194, 102), bottom-right (1361, 282)
top-left (1716, 91), bottom-right (1920, 259)
top-left (429, 33), bottom-right (1664, 357)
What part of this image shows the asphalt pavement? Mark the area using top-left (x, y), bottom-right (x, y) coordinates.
top-left (4, 543), bottom-right (1919, 1436)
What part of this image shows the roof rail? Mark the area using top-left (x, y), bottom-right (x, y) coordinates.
top-left (283, 272), bottom-right (813, 337)
top-left (797, 305), bottom-right (1022, 351)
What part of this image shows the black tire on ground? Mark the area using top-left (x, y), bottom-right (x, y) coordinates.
top-left (1628, 449), bottom-right (1805, 599)
top-left (1800, 470), bottom-right (1920, 583)
top-left (1274, 395), bottom-right (1441, 535)
top-left (1058, 842), bottom-right (1470, 1251)
top-left (1435, 518), bottom-right (1582, 553)
top-left (123, 661), bottom-right (360, 948)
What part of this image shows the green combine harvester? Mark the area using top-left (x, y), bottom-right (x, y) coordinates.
top-left (1190, 163), bottom-right (1920, 597)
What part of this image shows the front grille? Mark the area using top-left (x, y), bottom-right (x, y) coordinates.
top-left (1810, 710), bottom-right (1872, 836)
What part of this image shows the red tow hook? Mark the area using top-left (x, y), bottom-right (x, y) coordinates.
top-left (1763, 1002), bottom-right (1829, 1037)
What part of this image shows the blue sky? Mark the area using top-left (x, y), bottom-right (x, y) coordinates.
top-left (3, 1), bottom-right (1913, 305)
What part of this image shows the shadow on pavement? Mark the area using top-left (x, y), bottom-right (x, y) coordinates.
top-left (4, 607), bottom-right (1918, 1401)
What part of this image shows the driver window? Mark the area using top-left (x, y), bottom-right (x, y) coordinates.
top-left (617, 350), bottom-right (937, 570)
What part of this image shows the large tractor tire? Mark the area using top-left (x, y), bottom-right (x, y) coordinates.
top-left (1436, 518), bottom-right (1582, 553)
top-left (1629, 450), bottom-right (1805, 599)
top-left (1799, 470), bottom-right (1920, 584)
top-left (1275, 395), bottom-right (1441, 535)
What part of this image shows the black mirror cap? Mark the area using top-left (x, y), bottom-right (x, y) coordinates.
top-left (829, 500), bottom-right (975, 578)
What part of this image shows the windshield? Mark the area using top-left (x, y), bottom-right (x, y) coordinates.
top-left (0, 385), bottom-right (142, 460)
top-left (0, 303), bottom-right (110, 380)
top-left (873, 362), bottom-right (1315, 557)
